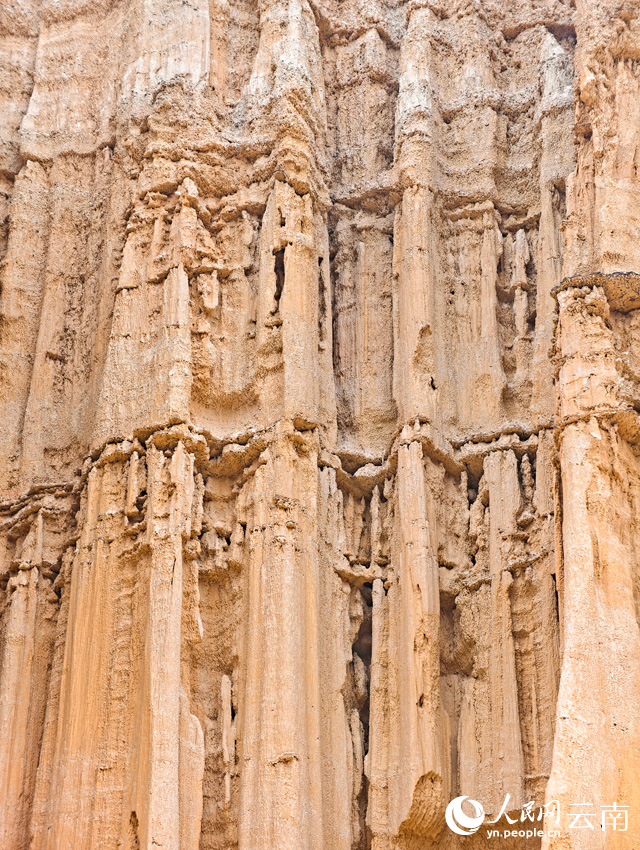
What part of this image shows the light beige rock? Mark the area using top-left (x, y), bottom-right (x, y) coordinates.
top-left (1, 1), bottom-right (640, 849)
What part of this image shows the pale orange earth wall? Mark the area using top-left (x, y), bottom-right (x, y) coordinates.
top-left (1, 0), bottom-right (640, 849)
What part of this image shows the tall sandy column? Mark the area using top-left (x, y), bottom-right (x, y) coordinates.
top-left (543, 2), bottom-right (640, 845)
top-left (368, 435), bottom-right (450, 848)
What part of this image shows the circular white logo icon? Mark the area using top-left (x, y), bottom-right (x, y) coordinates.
top-left (445, 796), bottom-right (485, 835)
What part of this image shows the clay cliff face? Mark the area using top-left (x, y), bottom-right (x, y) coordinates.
top-left (1, 0), bottom-right (640, 848)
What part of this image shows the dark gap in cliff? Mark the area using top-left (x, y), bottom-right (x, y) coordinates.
top-left (352, 582), bottom-right (373, 850)
top-left (530, 451), bottom-right (537, 487)
top-left (318, 256), bottom-right (327, 341)
top-left (553, 180), bottom-right (567, 227)
top-left (127, 811), bottom-right (140, 850)
top-left (546, 21), bottom-right (577, 40)
top-left (272, 248), bottom-right (285, 313)
top-left (129, 488), bottom-right (147, 522)
top-left (551, 572), bottom-right (559, 623)
top-left (469, 543), bottom-right (478, 570)
top-left (353, 583), bottom-right (372, 749)
top-left (327, 212), bottom-right (353, 431)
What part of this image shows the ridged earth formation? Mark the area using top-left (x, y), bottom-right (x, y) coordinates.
top-left (1, 0), bottom-right (640, 848)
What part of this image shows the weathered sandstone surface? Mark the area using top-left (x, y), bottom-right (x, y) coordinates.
top-left (1, 0), bottom-right (640, 848)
